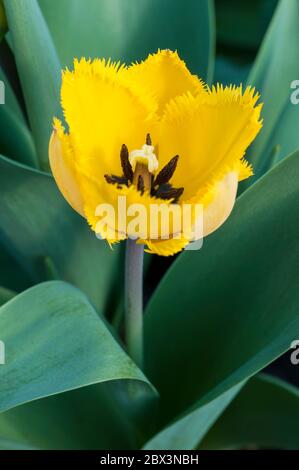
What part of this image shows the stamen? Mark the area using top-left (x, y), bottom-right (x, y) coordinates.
top-left (133, 162), bottom-right (151, 190)
top-left (146, 133), bottom-right (152, 146)
top-left (104, 174), bottom-right (128, 187)
top-left (120, 144), bottom-right (133, 182)
top-left (137, 175), bottom-right (145, 193)
top-left (104, 139), bottom-right (184, 204)
top-left (154, 183), bottom-right (184, 203)
top-left (154, 155), bottom-right (179, 187)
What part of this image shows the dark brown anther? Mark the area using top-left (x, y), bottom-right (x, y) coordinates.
top-left (120, 144), bottom-right (133, 182)
top-left (146, 133), bottom-right (152, 146)
top-left (153, 155), bottom-right (179, 187)
top-left (104, 174), bottom-right (128, 186)
top-left (137, 175), bottom-right (145, 194)
top-left (169, 187), bottom-right (184, 203)
top-left (154, 183), bottom-right (184, 203)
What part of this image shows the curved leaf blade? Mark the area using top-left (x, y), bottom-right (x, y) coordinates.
top-left (0, 379), bottom-right (153, 450)
top-left (0, 62), bottom-right (37, 167)
top-left (3, 0), bottom-right (61, 169)
top-left (0, 64), bottom-right (26, 124)
top-left (0, 281), bottom-right (156, 414)
top-left (145, 149), bottom-right (299, 423)
top-left (0, 104), bottom-right (37, 167)
top-left (200, 374), bottom-right (299, 449)
top-left (0, 281), bottom-right (157, 449)
top-left (143, 382), bottom-right (244, 450)
top-left (245, 0), bottom-right (299, 184)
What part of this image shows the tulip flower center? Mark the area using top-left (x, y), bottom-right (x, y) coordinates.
top-left (130, 134), bottom-right (156, 193)
top-left (129, 134), bottom-right (159, 175)
top-left (104, 134), bottom-right (184, 203)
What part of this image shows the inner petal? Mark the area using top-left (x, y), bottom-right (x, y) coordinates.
top-left (124, 49), bottom-right (205, 115)
top-left (158, 86), bottom-right (262, 200)
top-left (61, 58), bottom-right (158, 183)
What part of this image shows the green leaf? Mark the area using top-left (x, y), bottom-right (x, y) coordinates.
top-left (0, 65), bottom-right (24, 122)
top-left (0, 61), bottom-right (37, 167)
top-left (143, 382), bottom-right (244, 450)
top-left (0, 1), bottom-right (7, 42)
top-left (216, 0), bottom-right (278, 50)
top-left (0, 281), bottom-right (149, 412)
top-left (200, 374), bottom-right (299, 449)
top-left (39, 0), bottom-right (215, 82)
top-left (0, 286), bottom-right (16, 306)
top-left (245, 0), bottom-right (299, 184)
top-left (0, 153), bottom-right (34, 292)
top-left (0, 378), bottom-right (155, 449)
top-left (0, 281), bottom-right (157, 449)
top-left (0, 246), bottom-right (31, 293)
top-left (0, 102), bottom-right (37, 167)
top-left (0, 155), bottom-right (120, 313)
top-left (3, 0), bottom-right (61, 170)
top-left (145, 149), bottom-right (299, 423)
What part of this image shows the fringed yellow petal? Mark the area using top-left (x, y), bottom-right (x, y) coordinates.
top-left (125, 49), bottom-right (205, 115)
top-left (159, 85), bottom-right (263, 200)
top-left (49, 118), bottom-right (85, 217)
top-left (238, 158), bottom-right (254, 181)
top-left (61, 58), bottom-right (158, 182)
top-left (142, 237), bottom-right (189, 256)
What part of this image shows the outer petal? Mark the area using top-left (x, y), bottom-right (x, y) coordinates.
top-left (125, 50), bottom-right (205, 115)
top-left (158, 85), bottom-right (263, 200)
top-left (142, 170), bottom-right (238, 255)
top-left (49, 119), bottom-right (85, 217)
top-left (79, 169), bottom-right (198, 251)
top-left (202, 171), bottom-right (238, 237)
top-left (142, 237), bottom-right (189, 257)
top-left (61, 58), bottom-right (158, 182)
top-left (79, 168), bottom-right (239, 255)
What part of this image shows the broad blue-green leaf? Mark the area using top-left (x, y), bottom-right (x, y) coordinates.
top-left (0, 155), bottom-right (120, 313)
top-left (145, 149), bottom-right (299, 423)
top-left (0, 379), bottom-right (155, 450)
top-left (143, 382), bottom-right (244, 450)
top-left (0, 61), bottom-right (37, 167)
top-left (3, 0), bottom-right (61, 169)
top-left (39, 0), bottom-right (215, 82)
top-left (200, 374), bottom-right (299, 449)
top-left (0, 102), bottom-right (37, 167)
top-left (0, 281), bottom-right (157, 449)
top-left (245, 0), bottom-right (299, 183)
top-left (0, 65), bottom-right (25, 123)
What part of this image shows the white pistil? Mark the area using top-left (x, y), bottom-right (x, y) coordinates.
top-left (129, 144), bottom-right (159, 174)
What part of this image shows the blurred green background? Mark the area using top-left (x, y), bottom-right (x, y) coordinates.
top-left (215, 0), bottom-right (278, 85)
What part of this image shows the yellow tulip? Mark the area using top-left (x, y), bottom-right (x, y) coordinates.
top-left (49, 50), bottom-right (262, 256)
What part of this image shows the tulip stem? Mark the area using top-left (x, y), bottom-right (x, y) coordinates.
top-left (125, 238), bottom-right (144, 369)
